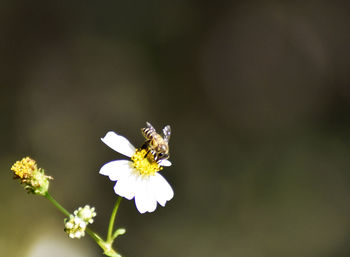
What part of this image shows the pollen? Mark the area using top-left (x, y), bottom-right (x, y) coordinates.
top-left (131, 149), bottom-right (162, 176)
top-left (11, 157), bottom-right (37, 179)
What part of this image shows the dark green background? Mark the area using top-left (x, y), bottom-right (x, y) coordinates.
top-left (1, 1), bottom-right (350, 257)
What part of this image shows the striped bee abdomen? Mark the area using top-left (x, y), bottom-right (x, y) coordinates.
top-left (141, 127), bottom-right (156, 140)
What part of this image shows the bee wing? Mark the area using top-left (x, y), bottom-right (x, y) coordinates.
top-left (159, 159), bottom-right (172, 167)
top-left (163, 125), bottom-right (171, 142)
top-left (146, 122), bottom-right (155, 132)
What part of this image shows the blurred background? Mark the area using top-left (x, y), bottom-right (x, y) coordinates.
top-left (1, 1), bottom-right (350, 257)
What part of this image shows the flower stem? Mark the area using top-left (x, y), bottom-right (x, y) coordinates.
top-left (44, 192), bottom-right (119, 256)
top-left (44, 192), bottom-right (70, 217)
top-left (85, 227), bottom-right (103, 245)
top-left (107, 196), bottom-right (122, 243)
top-left (86, 227), bottom-right (122, 257)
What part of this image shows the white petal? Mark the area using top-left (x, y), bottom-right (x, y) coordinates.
top-left (101, 131), bottom-right (136, 157)
top-left (99, 160), bottom-right (133, 181)
top-left (159, 159), bottom-right (172, 167)
top-left (150, 173), bottom-right (174, 207)
top-left (135, 177), bottom-right (157, 213)
top-left (114, 170), bottom-right (138, 200)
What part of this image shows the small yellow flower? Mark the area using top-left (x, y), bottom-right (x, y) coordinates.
top-left (11, 157), bottom-right (37, 179)
top-left (11, 157), bottom-right (52, 196)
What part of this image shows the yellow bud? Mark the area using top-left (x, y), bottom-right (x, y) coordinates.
top-left (11, 157), bottom-right (52, 196)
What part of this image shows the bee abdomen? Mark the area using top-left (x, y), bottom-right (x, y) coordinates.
top-left (141, 127), bottom-right (155, 140)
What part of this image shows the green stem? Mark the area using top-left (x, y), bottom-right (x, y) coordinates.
top-left (85, 228), bottom-right (106, 250)
top-left (45, 192), bottom-right (114, 254)
top-left (44, 192), bottom-right (122, 257)
top-left (86, 227), bottom-right (121, 257)
top-left (107, 196), bottom-right (122, 242)
top-left (44, 192), bottom-right (70, 217)
top-left (86, 227), bottom-right (104, 243)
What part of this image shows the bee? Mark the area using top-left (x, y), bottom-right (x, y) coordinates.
top-left (141, 122), bottom-right (171, 162)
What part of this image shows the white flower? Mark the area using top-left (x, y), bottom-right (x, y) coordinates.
top-left (99, 131), bottom-right (174, 214)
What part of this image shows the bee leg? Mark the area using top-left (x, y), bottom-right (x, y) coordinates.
top-left (141, 140), bottom-right (150, 150)
top-left (144, 149), bottom-right (151, 158)
top-left (154, 153), bottom-right (159, 162)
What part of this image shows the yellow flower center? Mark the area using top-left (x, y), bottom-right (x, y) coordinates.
top-left (11, 157), bottom-right (37, 179)
top-left (131, 149), bottom-right (162, 176)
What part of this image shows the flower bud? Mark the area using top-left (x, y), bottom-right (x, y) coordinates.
top-left (64, 205), bottom-right (96, 239)
top-left (11, 157), bottom-right (52, 196)
top-left (74, 205), bottom-right (96, 224)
